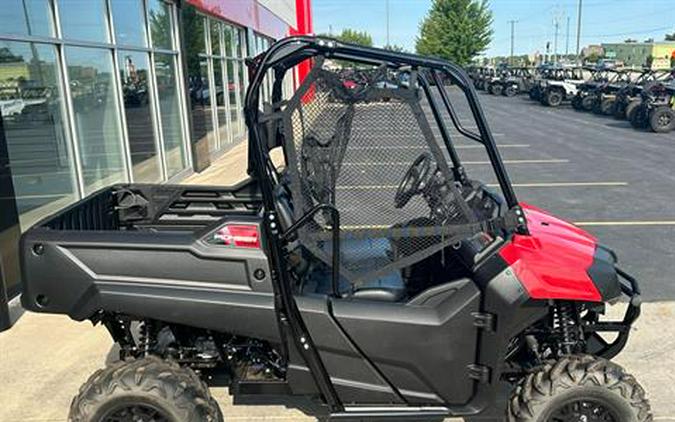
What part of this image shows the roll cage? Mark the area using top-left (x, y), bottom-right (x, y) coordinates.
top-left (244, 36), bottom-right (519, 211)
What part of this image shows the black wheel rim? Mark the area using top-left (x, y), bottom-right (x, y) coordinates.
top-left (658, 113), bottom-right (672, 127)
top-left (101, 404), bottom-right (171, 422)
top-left (549, 398), bottom-right (619, 422)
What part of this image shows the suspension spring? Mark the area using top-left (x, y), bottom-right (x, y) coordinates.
top-left (553, 301), bottom-right (577, 355)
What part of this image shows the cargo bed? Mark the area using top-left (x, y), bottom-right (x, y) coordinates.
top-left (19, 178), bottom-right (280, 342)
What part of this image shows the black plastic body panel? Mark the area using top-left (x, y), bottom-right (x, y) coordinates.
top-left (330, 281), bottom-right (481, 405)
top-left (19, 181), bottom-right (281, 342)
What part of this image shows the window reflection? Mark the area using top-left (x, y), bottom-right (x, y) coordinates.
top-left (154, 53), bottom-right (185, 177)
top-left (213, 58), bottom-right (229, 145)
top-left (0, 0), bottom-right (54, 38)
top-left (66, 47), bottom-right (125, 194)
top-left (58, 0), bottom-right (108, 42)
top-left (119, 51), bottom-right (161, 182)
top-left (147, 0), bottom-right (173, 50)
top-left (111, 0), bottom-right (147, 47)
top-left (0, 41), bottom-right (76, 229)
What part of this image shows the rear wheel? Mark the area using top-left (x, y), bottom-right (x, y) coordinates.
top-left (504, 86), bottom-right (518, 97)
top-left (630, 104), bottom-right (649, 129)
top-left (69, 357), bottom-right (223, 422)
top-left (625, 100), bottom-right (642, 122)
top-left (487, 84), bottom-right (494, 94)
top-left (581, 95), bottom-right (595, 111)
top-left (571, 95), bottom-right (583, 110)
top-left (649, 106), bottom-right (675, 133)
top-left (600, 98), bottom-right (615, 115)
top-left (508, 355), bottom-right (652, 422)
top-left (492, 84), bottom-right (504, 95)
top-left (545, 90), bottom-right (563, 107)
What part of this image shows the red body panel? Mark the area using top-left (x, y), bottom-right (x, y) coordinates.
top-left (499, 203), bottom-right (602, 302)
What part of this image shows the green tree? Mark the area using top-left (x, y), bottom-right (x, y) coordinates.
top-left (332, 29), bottom-right (373, 47)
top-left (415, 0), bottom-right (493, 66)
top-left (666, 33), bottom-right (675, 41)
top-left (384, 44), bottom-right (408, 53)
top-left (624, 38), bottom-right (637, 43)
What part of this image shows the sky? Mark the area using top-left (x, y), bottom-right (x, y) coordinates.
top-left (312, 0), bottom-right (675, 57)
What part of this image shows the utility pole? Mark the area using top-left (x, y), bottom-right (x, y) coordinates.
top-left (553, 18), bottom-right (560, 64)
top-left (508, 20), bottom-right (517, 65)
top-left (576, 0), bottom-right (583, 59)
top-left (385, 0), bottom-right (390, 47)
top-left (566, 16), bottom-right (570, 56)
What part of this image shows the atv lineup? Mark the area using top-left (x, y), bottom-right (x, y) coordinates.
top-left (17, 37), bottom-right (651, 421)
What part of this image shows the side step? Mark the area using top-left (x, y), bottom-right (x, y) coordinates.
top-left (331, 406), bottom-right (450, 419)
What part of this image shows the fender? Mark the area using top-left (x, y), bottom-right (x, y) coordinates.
top-left (499, 203), bottom-right (603, 302)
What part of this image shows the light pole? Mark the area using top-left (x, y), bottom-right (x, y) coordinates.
top-left (385, 0), bottom-right (390, 47)
top-left (576, 0), bottom-right (583, 59)
top-left (508, 20), bottom-right (518, 65)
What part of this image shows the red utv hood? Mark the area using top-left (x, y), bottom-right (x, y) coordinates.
top-left (499, 203), bottom-right (602, 302)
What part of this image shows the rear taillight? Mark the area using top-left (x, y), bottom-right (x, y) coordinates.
top-left (213, 224), bottom-right (261, 249)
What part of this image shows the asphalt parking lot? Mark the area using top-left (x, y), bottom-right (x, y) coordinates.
top-left (461, 89), bottom-right (675, 302)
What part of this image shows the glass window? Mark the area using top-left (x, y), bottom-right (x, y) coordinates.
top-left (0, 41), bottom-right (76, 229)
top-left (223, 25), bottom-right (233, 57)
top-left (209, 19), bottom-right (221, 56)
top-left (153, 53), bottom-right (185, 177)
top-left (110, 0), bottom-right (147, 47)
top-left (65, 46), bottom-right (125, 193)
top-left (147, 0), bottom-right (173, 50)
top-left (118, 51), bottom-right (161, 182)
top-left (226, 60), bottom-right (239, 132)
top-left (0, 0), bottom-right (54, 38)
top-left (58, 0), bottom-right (108, 42)
top-left (213, 58), bottom-right (229, 145)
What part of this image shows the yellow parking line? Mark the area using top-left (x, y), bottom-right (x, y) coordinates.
top-left (343, 159), bottom-right (569, 166)
top-left (574, 221), bottom-right (675, 227)
top-left (337, 181), bottom-right (626, 190)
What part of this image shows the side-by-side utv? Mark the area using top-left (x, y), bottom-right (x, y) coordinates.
top-left (18, 37), bottom-right (650, 421)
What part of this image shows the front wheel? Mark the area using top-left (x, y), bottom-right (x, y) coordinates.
top-left (508, 355), bottom-right (651, 422)
top-left (649, 106), bottom-right (675, 133)
top-left (504, 86), bottom-right (518, 97)
top-left (545, 90), bottom-right (563, 107)
top-left (492, 84), bottom-right (504, 95)
top-left (69, 357), bottom-right (223, 422)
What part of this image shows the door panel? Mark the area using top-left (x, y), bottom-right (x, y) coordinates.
top-left (295, 295), bottom-right (403, 404)
top-left (331, 281), bottom-right (481, 405)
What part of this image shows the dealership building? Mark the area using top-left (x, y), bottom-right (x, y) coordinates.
top-left (0, 0), bottom-right (312, 328)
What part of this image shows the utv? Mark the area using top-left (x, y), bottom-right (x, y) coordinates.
top-left (616, 69), bottom-right (674, 121)
top-left (631, 80), bottom-right (675, 133)
top-left (570, 68), bottom-right (613, 112)
top-left (591, 71), bottom-right (637, 116)
top-left (489, 67), bottom-right (533, 97)
top-left (19, 37), bottom-right (650, 421)
top-left (540, 67), bottom-right (588, 107)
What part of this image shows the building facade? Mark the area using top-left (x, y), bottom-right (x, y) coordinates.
top-left (602, 42), bottom-right (675, 69)
top-left (0, 0), bottom-right (312, 327)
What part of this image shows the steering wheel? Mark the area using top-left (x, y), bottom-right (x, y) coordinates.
top-left (394, 153), bottom-right (432, 209)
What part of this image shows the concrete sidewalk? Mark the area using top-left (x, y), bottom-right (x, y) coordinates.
top-left (1, 143), bottom-right (674, 421)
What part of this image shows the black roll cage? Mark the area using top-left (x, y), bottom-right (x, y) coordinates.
top-left (242, 37), bottom-right (523, 413)
top-left (244, 36), bottom-right (519, 211)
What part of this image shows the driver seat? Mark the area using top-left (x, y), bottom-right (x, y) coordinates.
top-left (273, 184), bottom-right (405, 302)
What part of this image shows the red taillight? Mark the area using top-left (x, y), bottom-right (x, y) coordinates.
top-left (214, 224), bottom-right (261, 249)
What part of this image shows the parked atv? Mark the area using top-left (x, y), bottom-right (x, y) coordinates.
top-left (615, 69), bottom-right (674, 121)
top-left (492, 67), bottom-right (534, 97)
top-left (591, 70), bottom-right (637, 116)
top-left (632, 81), bottom-right (675, 132)
top-left (17, 37), bottom-right (651, 422)
top-left (571, 68), bottom-right (612, 112)
top-left (540, 67), bottom-right (587, 107)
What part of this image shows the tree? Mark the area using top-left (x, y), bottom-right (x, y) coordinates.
top-left (332, 29), bottom-right (373, 47)
top-left (624, 38), bottom-right (637, 43)
top-left (666, 33), bottom-right (675, 41)
top-left (643, 38), bottom-right (654, 43)
top-left (384, 44), bottom-right (408, 53)
top-left (415, 0), bottom-right (493, 66)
